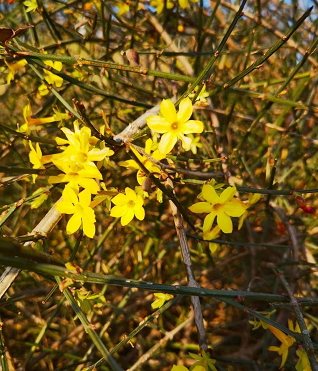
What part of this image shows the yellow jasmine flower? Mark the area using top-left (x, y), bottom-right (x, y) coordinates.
top-left (29, 141), bottom-right (52, 183)
top-left (151, 293), bottom-right (173, 309)
top-left (19, 100), bottom-right (57, 134)
top-left (171, 366), bottom-right (188, 371)
top-left (56, 187), bottom-right (96, 238)
top-left (58, 126), bottom-right (114, 168)
top-left (188, 84), bottom-right (209, 106)
top-left (184, 134), bottom-right (202, 154)
top-left (120, 139), bottom-right (165, 184)
top-left (248, 310), bottom-right (276, 330)
top-left (30, 189), bottom-right (49, 209)
top-left (268, 319), bottom-right (300, 368)
top-left (5, 59), bottom-right (27, 84)
top-left (116, 1), bottom-right (131, 15)
top-left (238, 193), bottom-right (261, 230)
top-left (189, 349), bottom-right (218, 371)
top-left (110, 187), bottom-right (145, 226)
top-left (178, 0), bottom-right (199, 9)
top-left (296, 347), bottom-right (311, 371)
top-left (189, 184), bottom-right (245, 234)
top-left (48, 160), bottom-right (100, 194)
top-left (150, 0), bottom-right (174, 14)
top-left (146, 98), bottom-right (204, 154)
top-left (89, 183), bottom-right (118, 211)
top-left (38, 60), bottom-right (63, 96)
top-left (23, 0), bottom-right (37, 12)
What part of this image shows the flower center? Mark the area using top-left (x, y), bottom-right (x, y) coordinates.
top-left (170, 122), bottom-right (179, 131)
top-left (127, 200), bottom-right (135, 208)
top-left (213, 203), bottom-right (223, 212)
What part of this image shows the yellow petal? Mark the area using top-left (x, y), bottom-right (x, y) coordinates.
top-left (203, 211), bottom-right (216, 231)
top-left (177, 97), bottom-right (193, 123)
top-left (217, 212), bottom-right (233, 233)
top-left (146, 115), bottom-right (170, 133)
top-left (121, 209), bottom-right (134, 226)
top-left (179, 0), bottom-right (189, 8)
top-left (159, 132), bottom-right (177, 154)
top-left (63, 185), bottom-right (78, 205)
top-left (183, 120), bottom-right (204, 134)
top-left (56, 201), bottom-right (76, 214)
top-left (110, 205), bottom-right (128, 217)
top-left (160, 99), bottom-right (177, 123)
top-left (78, 189), bottom-right (92, 207)
top-left (224, 200), bottom-right (246, 217)
top-left (219, 186), bottom-right (236, 203)
top-left (77, 178), bottom-right (100, 194)
top-left (134, 205), bottom-right (145, 220)
top-left (66, 213), bottom-right (82, 235)
top-left (81, 209), bottom-right (96, 238)
top-left (189, 202), bottom-right (211, 213)
top-left (125, 187), bottom-right (137, 201)
top-left (202, 184), bottom-right (219, 204)
top-left (112, 193), bottom-right (128, 206)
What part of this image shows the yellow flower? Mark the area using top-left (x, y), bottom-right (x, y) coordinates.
top-left (56, 187), bottom-right (96, 238)
top-left (48, 160), bottom-right (101, 194)
top-left (38, 60), bottom-right (63, 96)
top-left (189, 349), bottom-right (218, 371)
top-left (58, 126), bottom-right (114, 168)
top-left (184, 134), bottom-right (202, 154)
top-left (189, 184), bottom-right (245, 234)
top-left (188, 84), bottom-right (209, 106)
top-left (120, 139), bottom-right (165, 185)
top-left (146, 97), bottom-right (203, 154)
top-left (296, 347), bottom-right (311, 371)
top-left (29, 141), bottom-right (52, 183)
top-left (268, 319), bottom-right (300, 368)
top-left (110, 187), bottom-right (145, 226)
top-left (151, 293), bottom-right (173, 309)
top-left (30, 188), bottom-right (49, 209)
top-left (150, 0), bottom-right (174, 14)
top-left (19, 100), bottom-right (57, 134)
top-left (116, 1), bottom-right (131, 15)
top-left (5, 59), bottom-right (27, 84)
top-left (248, 310), bottom-right (276, 330)
top-left (178, 0), bottom-right (199, 8)
top-left (89, 183), bottom-right (118, 211)
top-left (23, 0), bottom-right (37, 12)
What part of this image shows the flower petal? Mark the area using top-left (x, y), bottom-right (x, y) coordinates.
top-left (202, 184), bottom-right (219, 204)
top-left (78, 189), bottom-right (92, 207)
top-left (183, 120), bottom-right (204, 134)
top-left (178, 133), bottom-right (192, 150)
top-left (125, 187), bottom-right (137, 201)
top-left (63, 185), bottom-right (78, 205)
top-left (189, 202), bottom-right (211, 213)
top-left (219, 186), bottom-right (236, 203)
top-left (81, 208), bottom-right (96, 238)
top-left (121, 209), bottom-right (134, 226)
top-left (177, 97), bottom-right (193, 123)
top-left (159, 132), bottom-right (177, 154)
top-left (203, 211), bottom-right (216, 232)
top-left (112, 193), bottom-right (128, 206)
top-left (134, 205), bottom-right (145, 220)
top-left (146, 115), bottom-right (170, 133)
top-left (56, 201), bottom-right (76, 214)
top-left (77, 178), bottom-right (100, 194)
top-left (160, 99), bottom-right (177, 123)
top-left (110, 205), bottom-right (127, 217)
top-left (217, 212), bottom-right (233, 233)
top-left (66, 213), bottom-right (82, 235)
top-left (224, 200), bottom-right (246, 217)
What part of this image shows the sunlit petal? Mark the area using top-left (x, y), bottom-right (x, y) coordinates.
top-left (189, 202), bottom-right (211, 213)
top-left (78, 189), bottom-right (92, 207)
top-left (159, 132), bottom-right (177, 154)
top-left (146, 115), bottom-right (170, 133)
top-left (125, 187), bottom-right (137, 201)
top-left (202, 184), bottom-right (219, 204)
top-left (110, 205), bottom-right (127, 217)
top-left (177, 97), bottom-right (193, 123)
top-left (183, 120), bottom-right (204, 134)
top-left (112, 193), bottom-right (128, 206)
top-left (160, 99), bottom-right (177, 123)
top-left (135, 205), bottom-right (145, 220)
top-left (66, 213), bottom-right (82, 235)
top-left (121, 209), bottom-right (134, 226)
